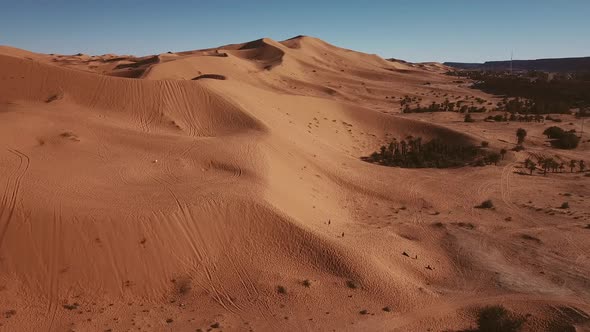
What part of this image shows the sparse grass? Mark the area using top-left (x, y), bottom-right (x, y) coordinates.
top-left (474, 305), bottom-right (524, 332)
top-left (165, 318), bottom-right (173, 323)
top-left (175, 278), bottom-right (192, 295)
top-left (210, 322), bottom-right (220, 328)
top-left (3, 309), bottom-right (16, 318)
top-left (382, 306), bottom-right (392, 312)
top-left (481, 141), bottom-right (489, 147)
top-left (476, 200), bottom-right (494, 209)
top-left (277, 285), bottom-right (287, 294)
top-left (359, 309), bottom-right (368, 315)
top-left (560, 202), bottom-right (570, 209)
top-left (302, 279), bottom-right (312, 287)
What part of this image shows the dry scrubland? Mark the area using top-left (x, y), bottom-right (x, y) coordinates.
top-left (0, 36), bottom-right (589, 331)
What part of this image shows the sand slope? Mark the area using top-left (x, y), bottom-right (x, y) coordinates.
top-left (0, 36), bottom-right (589, 331)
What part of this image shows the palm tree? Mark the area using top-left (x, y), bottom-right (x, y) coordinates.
top-left (537, 157), bottom-right (545, 172)
top-left (528, 162), bottom-right (536, 175)
top-left (580, 160), bottom-right (587, 173)
top-left (541, 157), bottom-right (554, 176)
top-left (488, 153), bottom-right (501, 165)
top-left (524, 158), bottom-right (532, 169)
top-left (569, 160), bottom-right (577, 173)
top-left (551, 160), bottom-right (559, 173)
top-left (559, 163), bottom-right (565, 173)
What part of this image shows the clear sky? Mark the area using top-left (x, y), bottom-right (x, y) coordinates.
top-left (1, 0), bottom-right (589, 63)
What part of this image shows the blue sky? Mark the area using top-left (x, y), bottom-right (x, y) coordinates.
top-left (1, 0), bottom-right (588, 62)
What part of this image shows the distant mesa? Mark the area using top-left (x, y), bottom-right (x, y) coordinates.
top-left (192, 74), bottom-right (227, 81)
top-left (445, 56), bottom-right (590, 72)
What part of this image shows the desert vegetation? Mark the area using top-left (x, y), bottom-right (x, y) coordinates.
top-left (523, 156), bottom-right (586, 176)
top-left (363, 136), bottom-right (502, 168)
top-left (401, 98), bottom-right (487, 114)
top-left (448, 70), bottom-right (590, 114)
top-left (484, 113), bottom-right (546, 123)
top-left (543, 126), bottom-right (580, 149)
top-left (464, 305), bottom-right (524, 332)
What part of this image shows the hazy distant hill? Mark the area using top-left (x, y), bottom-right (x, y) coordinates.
top-left (445, 56), bottom-right (590, 72)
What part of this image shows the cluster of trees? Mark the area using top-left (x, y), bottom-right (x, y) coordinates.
top-left (448, 70), bottom-right (590, 114)
top-left (363, 136), bottom-right (501, 168)
top-left (524, 157), bottom-right (586, 176)
top-left (402, 100), bottom-right (487, 114)
top-left (543, 126), bottom-right (580, 149)
top-left (495, 97), bottom-right (570, 115)
top-left (484, 113), bottom-right (546, 123)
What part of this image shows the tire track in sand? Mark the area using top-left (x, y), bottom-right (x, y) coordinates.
top-left (151, 174), bottom-right (245, 314)
top-left (501, 161), bottom-right (535, 225)
top-left (47, 205), bottom-right (63, 331)
top-left (0, 149), bottom-right (30, 250)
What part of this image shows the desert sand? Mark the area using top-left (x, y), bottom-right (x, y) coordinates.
top-left (0, 36), bottom-right (589, 331)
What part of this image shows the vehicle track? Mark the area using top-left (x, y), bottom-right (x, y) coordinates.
top-left (46, 206), bottom-right (63, 331)
top-left (0, 149), bottom-right (30, 250)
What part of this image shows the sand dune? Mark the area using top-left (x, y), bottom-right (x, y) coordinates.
top-left (0, 36), bottom-right (589, 331)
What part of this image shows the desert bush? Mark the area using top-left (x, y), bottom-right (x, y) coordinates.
top-left (476, 200), bottom-right (494, 209)
top-left (543, 126), bottom-right (566, 139)
top-left (543, 126), bottom-right (580, 149)
top-left (63, 303), bottom-right (79, 310)
top-left (346, 280), bottom-right (359, 289)
top-left (475, 305), bottom-right (524, 332)
top-left (552, 133), bottom-right (580, 149)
